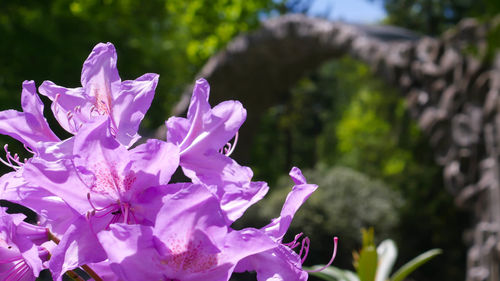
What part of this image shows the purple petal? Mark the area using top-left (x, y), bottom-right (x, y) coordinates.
top-left (158, 228), bottom-right (222, 279)
top-left (151, 185), bottom-right (274, 281)
top-left (154, 184), bottom-right (227, 244)
top-left (219, 228), bottom-right (278, 267)
top-left (72, 118), bottom-right (130, 201)
top-left (289, 166), bottom-right (307, 185)
top-left (0, 170), bottom-right (26, 201)
top-left (220, 181), bottom-right (269, 223)
top-left (181, 99), bottom-right (246, 155)
top-left (263, 168), bottom-right (317, 240)
top-left (20, 80), bottom-right (44, 117)
top-left (131, 183), bottom-right (188, 225)
top-left (72, 118), bottom-right (179, 204)
top-left (73, 117), bottom-right (120, 155)
top-left (0, 209), bottom-right (44, 279)
top-left (181, 152), bottom-right (264, 223)
top-left (97, 224), bottom-right (164, 281)
top-left (205, 100), bottom-right (246, 151)
top-left (129, 139), bottom-right (179, 189)
top-left (112, 73), bottom-right (159, 147)
top-left (13, 220), bottom-right (48, 244)
top-left (80, 43), bottom-right (123, 140)
top-left (1, 170), bottom-right (77, 236)
top-left (86, 262), bottom-right (120, 281)
top-left (22, 158), bottom-right (106, 214)
top-left (181, 152), bottom-right (253, 195)
top-left (0, 81), bottom-right (59, 150)
top-left (166, 78), bottom-right (246, 155)
top-left (48, 216), bottom-right (107, 281)
top-left (81, 42), bottom-right (121, 94)
top-left (38, 81), bottom-right (89, 134)
top-left (39, 43), bottom-right (156, 146)
top-left (20, 81), bottom-right (59, 143)
top-left (36, 137), bottom-right (74, 161)
top-left (12, 235), bottom-right (43, 277)
top-left (166, 78), bottom-right (257, 223)
top-left (165, 116), bottom-right (190, 145)
top-left (187, 78), bottom-right (211, 121)
top-left (185, 229), bottom-right (281, 281)
top-left (237, 245), bottom-right (308, 281)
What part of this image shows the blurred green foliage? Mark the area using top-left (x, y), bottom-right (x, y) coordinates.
top-left (252, 58), bottom-right (353, 183)
top-left (252, 56), bottom-right (428, 186)
top-left (308, 228), bottom-right (442, 281)
top-left (0, 2), bottom-right (487, 281)
top-left (250, 57), bottom-right (467, 280)
top-left (381, 0), bottom-right (500, 68)
top-left (260, 165), bottom-right (402, 269)
top-left (381, 0), bottom-right (500, 35)
top-left (0, 0), bottom-right (280, 132)
top-left (382, 0), bottom-right (479, 35)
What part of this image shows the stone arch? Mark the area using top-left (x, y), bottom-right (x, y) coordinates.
top-left (173, 15), bottom-right (500, 281)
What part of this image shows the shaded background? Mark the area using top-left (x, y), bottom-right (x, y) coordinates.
top-left (1, 0), bottom-right (500, 280)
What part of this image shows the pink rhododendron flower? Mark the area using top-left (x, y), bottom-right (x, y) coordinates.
top-left (0, 81), bottom-right (59, 156)
top-left (235, 167), bottom-right (338, 281)
top-left (22, 117), bottom-right (179, 280)
top-left (98, 184), bottom-right (276, 281)
top-left (166, 78), bottom-right (268, 223)
top-left (39, 42), bottom-right (158, 147)
top-left (0, 208), bottom-right (49, 281)
top-left (0, 81), bottom-right (75, 237)
top-left (0, 42), bottom-right (336, 281)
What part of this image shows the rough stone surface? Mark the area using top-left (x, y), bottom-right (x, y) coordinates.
top-left (172, 14), bottom-right (500, 281)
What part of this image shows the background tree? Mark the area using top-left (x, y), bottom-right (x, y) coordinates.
top-left (0, 0), bottom-right (281, 132)
top-left (380, 0), bottom-right (500, 35)
top-left (248, 57), bottom-right (468, 280)
top-left (1, 1), bottom-right (496, 280)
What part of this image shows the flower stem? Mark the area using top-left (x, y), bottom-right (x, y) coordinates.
top-left (66, 270), bottom-right (85, 281)
top-left (47, 229), bottom-right (60, 244)
top-left (47, 229), bottom-right (105, 281)
top-left (82, 264), bottom-right (104, 281)
top-left (48, 231), bottom-right (84, 280)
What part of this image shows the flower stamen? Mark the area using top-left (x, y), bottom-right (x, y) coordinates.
top-left (305, 237), bottom-right (338, 273)
top-left (3, 259), bottom-right (30, 281)
top-left (283, 232), bottom-right (304, 249)
top-left (219, 132), bottom-right (239, 156)
top-left (87, 193), bottom-right (115, 213)
top-left (53, 93), bottom-right (61, 115)
top-left (299, 236), bottom-right (310, 264)
top-left (0, 144), bottom-right (23, 170)
top-left (23, 144), bottom-right (35, 155)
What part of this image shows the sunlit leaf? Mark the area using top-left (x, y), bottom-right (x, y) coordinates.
top-left (390, 249), bottom-right (442, 281)
top-left (307, 266), bottom-right (359, 281)
top-left (375, 239), bottom-right (397, 281)
top-left (357, 229), bottom-right (378, 281)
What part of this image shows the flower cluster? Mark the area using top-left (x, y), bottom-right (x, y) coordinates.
top-left (0, 43), bottom-right (337, 281)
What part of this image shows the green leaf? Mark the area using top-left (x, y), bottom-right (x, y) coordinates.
top-left (361, 228), bottom-right (375, 248)
top-left (343, 270), bottom-right (362, 281)
top-left (306, 266), bottom-right (359, 281)
top-left (354, 228), bottom-right (378, 281)
top-left (375, 239), bottom-right (398, 281)
top-left (357, 245), bottom-right (378, 281)
top-left (390, 249), bottom-right (442, 281)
